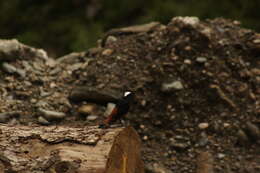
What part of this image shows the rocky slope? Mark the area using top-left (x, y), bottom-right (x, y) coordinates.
top-left (0, 17), bottom-right (259, 173)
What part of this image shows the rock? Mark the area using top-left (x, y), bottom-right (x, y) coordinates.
top-left (196, 57), bottom-right (207, 63)
top-left (145, 163), bottom-right (171, 173)
top-left (38, 108), bottom-right (66, 121)
top-left (2, 62), bottom-right (26, 77)
top-left (184, 59), bottom-right (192, 64)
top-left (245, 122), bottom-right (260, 140)
top-left (66, 63), bottom-right (83, 72)
top-left (69, 87), bottom-right (120, 105)
top-left (45, 58), bottom-right (57, 68)
top-left (0, 112), bottom-right (19, 123)
top-left (237, 129), bottom-right (249, 145)
top-left (105, 36), bottom-right (117, 45)
top-left (197, 132), bottom-right (209, 147)
top-left (217, 153), bottom-right (225, 159)
top-left (198, 123), bottom-right (209, 129)
top-left (49, 82), bottom-right (57, 88)
top-left (140, 124), bottom-right (145, 129)
top-left (161, 80), bottom-right (184, 92)
top-left (251, 68), bottom-right (260, 75)
top-left (0, 39), bottom-right (48, 61)
top-left (30, 98), bottom-right (37, 103)
top-left (86, 115), bottom-right (98, 121)
top-left (78, 104), bottom-right (96, 115)
top-left (38, 116), bottom-right (50, 125)
top-left (253, 39), bottom-right (260, 44)
top-left (143, 136), bottom-right (148, 141)
top-left (0, 39), bottom-right (20, 61)
top-left (31, 48), bottom-right (48, 60)
top-left (2, 62), bottom-right (17, 73)
top-left (223, 123), bottom-right (231, 128)
top-left (56, 52), bottom-right (85, 64)
top-left (171, 16), bottom-right (200, 26)
top-left (35, 100), bottom-right (49, 108)
top-left (170, 140), bottom-right (189, 150)
top-left (141, 100), bottom-right (146, 106)
top-left (102, 49), bottom-right (114, 56)
top-left (15, 68), bottom-right (26, 78)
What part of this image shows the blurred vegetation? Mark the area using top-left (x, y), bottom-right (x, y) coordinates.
top-left (0, 0), bottom-right (259, 57)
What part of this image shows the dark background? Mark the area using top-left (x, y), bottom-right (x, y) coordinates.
top-left (0, 0), bottom-right (259, 57)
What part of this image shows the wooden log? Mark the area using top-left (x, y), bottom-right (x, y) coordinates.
top-left (0, 125), bottom-right (144, 173)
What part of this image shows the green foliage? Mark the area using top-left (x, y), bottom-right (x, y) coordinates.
top-left (0, 0), bottom-right (259, 57)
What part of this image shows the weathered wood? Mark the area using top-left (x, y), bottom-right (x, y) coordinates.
top-left (0, 125), bottom-right (143, 173)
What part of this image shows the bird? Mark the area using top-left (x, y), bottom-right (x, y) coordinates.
top-left (99, 91), bottom-right (134, 128)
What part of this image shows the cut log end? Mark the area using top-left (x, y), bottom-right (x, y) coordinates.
top-left (0, 125), bottom-right (144, 173)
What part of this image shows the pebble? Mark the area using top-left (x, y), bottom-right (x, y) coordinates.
top-left (0, 112), bottom-right (19, 123)
top-left (141, 100), bottom-right (146, 106)
top-left (237, 129), bottom-right (249, 145)
top-left (198, 123), bottom-right (209, 129)
top-left (102, 49), bottom-right (113, 56)
top-left (140, 124), bottom-right (145, 129)
top-left (223, 123), bottom-right (230, 128)
top-left (86, 115), bottom-right (98, 121)
top-left (35, 100), bottom-right (49, 108)
top-left (106, 36), bottom-right (117, 45)
top-left (15, 68), bottom-right (26, 78)
top-left (172, 16), bottom-right (200, 26)
top-left (197, 132), bottom-right (208, 147)
top-left (45, 58), bottom-right (57, 68)
top-left (2, 62), bottom-right (17, 73)
top-left (0, 39), bottom-right (20, 61)
top-left (50, 82), bottom-right (57, 88)
top-left (143, 136), bottom-right (148, 140)
top-left (217, 153), bottom-right (225, 159)
top-left (30, 98), bottom-right (37, 103)
top-left (38, 116), bottom-right (50, 125)
top-left (38, 108), bottom-right (66, 121)
top-left (145, 163), bottom-right (171, 173)
top-left (161, 80), bottom-right (184, 92)
top-left (196, 57), bottom-right (207, 63)
top-left (184, 59), bottom-right (192, 64)
top-left (67, 63), bottom-right (83, 71)
top-left (78, 104), bottom-right (96, 115)
top-left (253, 39), bottom-right (260, 44)
top-left (245, 122), bottom-right (260, 140)
top-left (170, 141), bottom-right (188, 150)
top-left (2, 62), bottom-right (26, 77)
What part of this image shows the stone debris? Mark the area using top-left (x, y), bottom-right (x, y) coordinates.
top-left (161, 80), bottom-right (184, 92)
top-left (0, 17), bottom-right (259, 172)
top-left (38, 108), bottom-right (66, 121)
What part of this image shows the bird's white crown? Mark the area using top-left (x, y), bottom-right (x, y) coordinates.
top-left (124, 91), bottom-right (131, 97)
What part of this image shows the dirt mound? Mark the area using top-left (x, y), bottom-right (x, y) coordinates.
top-left (76, 17), bottom-right (260, 172)
top-left (0, 17), bottom-right (259, 172)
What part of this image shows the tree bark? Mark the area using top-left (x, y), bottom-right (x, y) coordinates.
top-left (0, 125), bottom-right (144, 173)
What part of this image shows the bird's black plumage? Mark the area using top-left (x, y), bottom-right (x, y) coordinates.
top-left (99, 91), bottom-right (134, 128)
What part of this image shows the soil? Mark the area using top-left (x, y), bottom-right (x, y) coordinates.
top-left (0, 17), bottom-right (259, 172)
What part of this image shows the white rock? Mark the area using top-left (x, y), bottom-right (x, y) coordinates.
top-left (86, 115), bottom-right (98, 121)
top-left (196, 57), bottom-right (207, 63)
top-left (198, 123), bottom-right (209, 129)
top-left (161, 81), bottom-right (184, 92)
top-left (171, 16), bottom-right (200, 26)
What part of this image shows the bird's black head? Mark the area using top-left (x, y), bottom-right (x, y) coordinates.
top-left (123, 91), bottom-right (134, 103)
